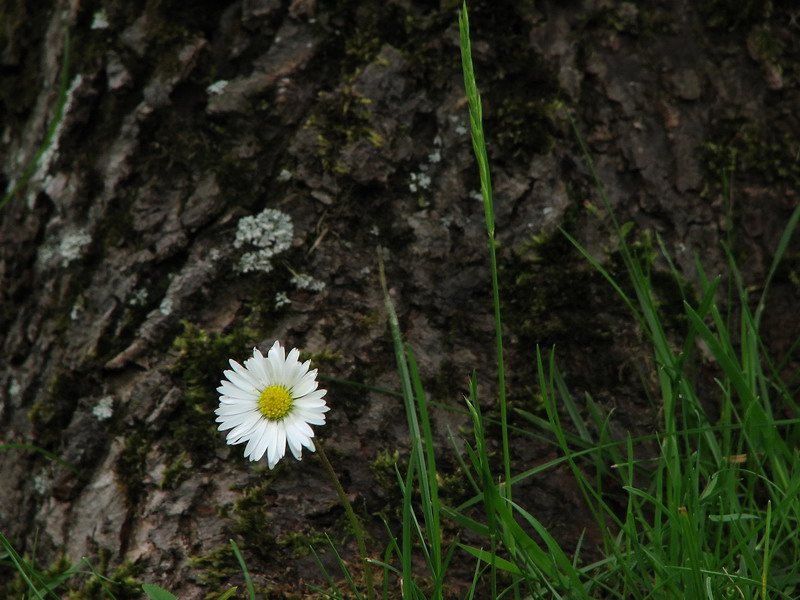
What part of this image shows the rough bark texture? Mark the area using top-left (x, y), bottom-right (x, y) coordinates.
top-left (1, 0), bottom-right (798, 597)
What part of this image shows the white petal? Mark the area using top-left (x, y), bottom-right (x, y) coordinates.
top-left (286, 347), bottom-right (300, 365)
top-left (285, 421), bottom-right (304, 459)
top-left (268, 341), bottom-right (285, 364)
top-left (267, 453), bottom-right (278, 469)
top-left (291, 372), bottom-right (318, 397)
top-left (227, 429), bottom-right (254, 446)
top-left (215, 402), bottom-right (258, 416)
top-left (244, 419), bottom-right (269, 461)
top-left (264, 419), bottom-right (281, 466)
top-left (225, 417), bottom-right (261, 441)
top-left (217, 398), bottom-right (257, 409)
top-left (217, 381), bottom-right (258, 400)
top-left (294, 397), bottom-right (327, 409)
top-left (294, 402), bottom-right (328, 415)
top-left (229, 358), bottom-right (263, 388)
top-left (223, 369), bottom-right (260, 395)
top-left (286, 359), bottom-right (308, 389)
top-left (279, 352), bottom-right (301, 388)
top-left (304, 413), bottom-right (329, 426)
top-left (262, 353), bottom-right (277, 383)
top-left (286, 414), bottom-right (314, 438)
top-left (244, 349), bottom-right (270, 386)
top-left (291, 410), bottom-right (327, 426)
top-left (296, 389), bottom-right (326, 402)
top-left (293, 405), bottom-right (328, 417)
top-left (296, 359), bottom-right (313, 385)
top-left (276, 424), bottom-right (287, 460)
top-left (218, 415), bottom-right (246, 432)
top-left (217, 412), bottom-right (259, 430)
top-left (252, 420), bottom-right (273, 462)
top-left (215, 412), bottom-right (251, 428)
top-left (267, 352), bottom-right (286, 384)
top-left (241, 430), bottom-right (259, 459)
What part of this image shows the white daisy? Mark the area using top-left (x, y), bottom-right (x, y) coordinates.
top-left (215, 341), bottom-right (329, 468)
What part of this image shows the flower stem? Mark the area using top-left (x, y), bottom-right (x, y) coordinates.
top-left (316, 441), bottom-right (375, 600)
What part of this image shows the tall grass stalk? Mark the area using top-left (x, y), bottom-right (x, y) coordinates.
top-left (378, 250), bottom-right (446, 599)
top-left (458, 2), bottom-right (511, 498)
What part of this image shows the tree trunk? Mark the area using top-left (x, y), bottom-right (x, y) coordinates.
top-left (1, 0), bottom-right (797, 597)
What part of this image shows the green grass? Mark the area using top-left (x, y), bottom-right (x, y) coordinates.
top-left (3, 2), bottom-right (799, 599)
top-left (356, 3), bottom-right (800, 599)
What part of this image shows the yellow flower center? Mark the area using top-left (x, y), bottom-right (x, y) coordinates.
top-left (258, 385), bottom-right (293, 420)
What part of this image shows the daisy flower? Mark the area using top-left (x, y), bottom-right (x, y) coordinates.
top-left (216, 341), bottom-right (329, 468)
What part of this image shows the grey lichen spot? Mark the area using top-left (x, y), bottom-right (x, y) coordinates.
top-left (449, 114), bottom-right (469, 137)
top-left (409, 134), bottom-right (443, 193)
top-left (234, 208), bottom-right (294, 274)
top-left (92, 396), bottom-right (114, 421)
top-left (60, 231), bottom-right (92, 264)
top-left (129, 288), bottom-right (149, 307)
top-left (70, 295), bottom-right (85, 321)
top-left (291, 273), bottom-right (325, 292)
top-left (34, 474), bottom-right (49, 495)
top-left (39, 229), bottom-right (92, 268)
top-left (274, 291), bottom-right (291, 309)
top-left (91, 10), bottom-right (110, 30)
top-left (159, 296), bottom-right (174, 316)
top-left (206, 80), bottom-right (229, 95)
top-left (8, 378), bottom-right (20, 399)
top-left (409, 171), bottom-right (432, 193)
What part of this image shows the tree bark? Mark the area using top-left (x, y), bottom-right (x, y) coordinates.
top-left (1, 0), bottom-right (797, 597)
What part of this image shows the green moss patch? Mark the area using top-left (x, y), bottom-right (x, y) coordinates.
top-left (116, 431), bottom-right (150, 507)
top-left (231, 480), bottom-right (279, 562)
top-left (702, 121), bottom-right (800, 189)
top-left (169, 321), bottom-right (256, 465)
top-left (188, 545), bottom-right (240, 599)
